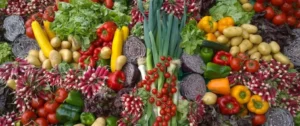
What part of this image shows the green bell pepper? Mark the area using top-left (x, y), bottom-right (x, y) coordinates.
top-left (56, 103), bottom-right (82, 123)
top-left (106, 116), bottom-right (118, 126)
top-left (80, 112), bottom-right (96, 126)
top-left (295, 112), bottom-right (300, 126)
top-left (199, 47), bottom-right (214, 64)
top-left (65, 90), bottom-right (84, 107)
top-left (204, 62), bottom-right (231, 79)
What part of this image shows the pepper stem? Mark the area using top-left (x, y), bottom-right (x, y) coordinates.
top-left (226, 103), bottom-right (233, 109)
top-left (239, 91), bottom-right (246, 99)
top-left (253, 99), bottom-right (263, 109)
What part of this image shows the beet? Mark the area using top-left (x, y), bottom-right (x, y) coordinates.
top-left (122, 63), bottom-right (140, 88)
top-left (181, 52), bottom-right (205, 74)
top-left (180, 74), bottom-right (206, 101)
top-left (122, 36), bottom-right (146, 64)
top-left (12, 34), bottom-right (40, 58)
top-left (3, 15), bottom-right (25, 42)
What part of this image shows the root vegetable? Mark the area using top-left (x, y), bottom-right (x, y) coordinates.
top-left (69, 35), bottom-right (81, 51)
top-left (239, 0), bottom-right (248, 4)
top-left (242, 3), bottom-right (253, 12)
top-left (28, 50), bottom-right (39, 58)
top-left (217, 35), bottom-right (229, 44)
top-left (262, 55), bottom-right (273, 62)
top-left (73, 51), bottom-right (80, 63)
top-left (239, 42), bottom-right (249, 53)
top-left (7, 79), bottom-right (16, 90)
top-left (59, 49), bottom-right (73, 63)
top-left (42, 59), bottom-right (52, 70)
top-left (26, 55), bottom-right (41, 67)
top-left (242, 30), bottom-right (250, 39)
top-left (247, 46), bottom-right (258, 55)
top-left (273, 53), bottom-right (291, 65)
top-left (100, 47), bottom-right (112, 59)
top-left (223, 26), bottom-right (243, 38)
top-left (92, 117), bottom-right (106, 126)
top-left (61, 41), bottom-right (71, 49)
top-left (39, 50), bottom-right (47, 62)
top-left (49, 50), bottom-right (62, 67)
top-left (50, 37), bottom-right (61, 48)
top-left (250, 52), bottom-right (261, 61)
top-left (269, 41), bottom-right (280, 53)
top-left (249, 34), bottom-right (262, 44)
top-left (241, 24), bottom-right (258, 34)
top-left (74, 124), bottom-right (85, 126)
top-left (116, 55), bottom-right (127, 71)
top-left (242, 39), bottom-right (253, 50)
top-left (258, 42), bottom-right (271, 55)
top-left (230, 36), bottom-right (243, 46)
top-left (289, 62), bottom-right (294, 69)
top-left (230, 46), bottom-right (240, 56)
top-left (214, 31), bottom-right (221, 37)
top-left (202, 92), bottom-right (217, 105)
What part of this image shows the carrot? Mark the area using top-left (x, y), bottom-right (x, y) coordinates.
top-left (207, 78), bottom-right (231, 95)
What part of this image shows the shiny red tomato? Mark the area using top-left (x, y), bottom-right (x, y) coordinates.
top-left (281, 3), bottom-right (293, 12)
top-left (287, 16), bottom-right (297, 26)
top-left (264, 7), bottom-right (275, 20)
top-left (272, 13), bottom-right (287, 26)
top-left (271, 0), bottom-right (284, 6)
top-left (21, 110), bottom-right (37, 125)
top-left (25, 19), bottom-right (33, 28)
top-left (31, 97), bottom-right (45, 109)
top-left (26, 27), bottom-right (35, 39)
top-left (30, 12), bottom-right (43, 23)
top-left (287, 9), bottom-right (295, 16)
top-left (55, 88), bottom-right (68, 103)
top-left (252, 114), bottom-right (266, 126)
top-left (254, 2), bottom-right (265, 12)
top-left (37, 107), bottom-right (48, 118)
top-left (230, 58), bottom-right (243, 71)
top-left (35, 118), bottom-right (48, 126)
top-left (44, 101), bottom-right (59, 114)
top-left (47, 113), bottom-right (59, 124)
top-left (104, 0), bottom-right (114, 9)
top-left (295, 10), bottom-right (300, 19)
top-left (245, 60), bottom-right (260, 73)
top-left (296, 21), bottom-right (300, 28)
top-left (285, 0), bottom-right (295, 3)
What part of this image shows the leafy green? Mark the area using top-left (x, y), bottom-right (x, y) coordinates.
top-left (176, 99), bottom-right (190, 125)
top-left (113, 0), bottom-right (129, 13)
top-left (50, 0), bottom-right (131, 50)
top-left (179, 19), bottom-right (205, 55)
top-left (58, 62), bottom-right (73, 74)
top-left (0, 42), bottom-right (14, 64)
top-left (0, 0), bottom-right (7, 9)
top-left (131, 22), bottom-right (144, 39)
top-left (209, 0), bottom-right (255, 26)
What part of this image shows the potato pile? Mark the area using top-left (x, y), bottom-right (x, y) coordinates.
top-left (239, 0), bottom-right (253, 12)
top-left (26, 36), bottom-right (81, 69)
top-left (216, 24), bottom-right (293, 66)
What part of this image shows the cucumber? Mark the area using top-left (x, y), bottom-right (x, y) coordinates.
top-left (202, 40), bottom-right (230, 52)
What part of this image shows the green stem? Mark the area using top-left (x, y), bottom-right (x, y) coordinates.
top-left (146, 49), bottom-right (153, 71)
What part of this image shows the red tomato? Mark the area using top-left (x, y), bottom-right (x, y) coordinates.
top-left (256, 0), bottom-right (265, 3)
top-left (287, 9), bottom-right (295, 16)
top-left (245, 60), bottom-right (260, 73)
top-left (47, 113), bottom-right (59, 124)
top-left (31, 12), bottom-right (43, 23)
top-left (25, 19), bottom-right (33, 28)
top-left (35, 118), bottom-right (48, 126)
top-left (297, 21), bottom-right (300, 28)
top-left (264, 7), bottom-right (275, 20)
top-left (286, 0), bottom-right (295, 3)
top-left (271, 0), bottom-right (284, 6)
top-left (287, 16), bottom-right (297, 26)
top-left (230, 58), bottom-right (243, 71)
top-left (26, 27), bottom-right (35, 39)
top-left (104, 0), bottom-right (114, 9)
top-left (21, 110), bottom-right (37, 125)
top-left (254, 2), bottom-right (265, 12)
top-left (295, 10), bottom-right (300, 19)
top-left (55, 88), bottom-right (68, 103)
top-left (237, 52), bottom-right (249, 60)
top-left (252, 114), bottom-right (266, 126)
top-left (281, 3), bottom-right (293, 12)
top-left (272, 13), bottom-right (287, 26)
top-left (31, 97), bottom-right (45, 109)
top-left (44, 101), bottom-right (59, 114)
top-left (37, 107), bottom-right (48, 118)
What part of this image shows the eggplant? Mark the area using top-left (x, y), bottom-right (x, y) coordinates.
top-left (181, 52), bottom-right (205, 74)
top-left (122, 63), bottom-right (140, 88)
top-left (122, 36), bottom-right (146, 64)
top-left (3, 15), bottom-right (25, 42)
top-left (12, 35), bottom-right (40, 58)
top-left (180, 74), bottom-right (206, 101)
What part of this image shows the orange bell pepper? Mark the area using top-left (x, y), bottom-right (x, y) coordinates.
top-left (217, 17), bottom-right (234, 33)
top-left (207, 78), bottom-right (230, 95)
top-left (206, 33), bottom-right (217, 41)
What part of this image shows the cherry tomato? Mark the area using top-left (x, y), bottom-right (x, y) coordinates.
top-left (230, 58), bottom-right (243, 71)
top-left (287, 9), bottom-right (295, 16)
top-left (37, 107), bottom-right (48, 118)
top-left (254, 2), bottom-right (265, 12)
top-left (21, 110), bottom-right (37, 125)
top-left (25, 19), bottom-right (33, 28)
top-left (31, 12), bottom-right (43, 23)
top-left (252, 114), bottom-right (266, 126)
top-left (26, 27), bottom-right (35, 39)
top-left (287, 16), bottom-right (297, 26)
top-left (245, 60), bottom-right (260, 73)
top-left (55, 88), bottom-right (68, 103)
top-left (295, 10), bottom-right (300, 19)
top-left (47, 113), bottom-right (59, 124)
top-left (44, 101), bottom-right (59, 114)
top-left (104, 0), bottom-right (114, 9)
top-left (264, 7), bottom-right (275, 20)
top-left (35, 118), bottom-right (48, 126)
top-left (31, 97), bottom-right (45, 109)
top-left (281, 3), bottom-right (293, 12)
top-left (272, 13), bottom-right (287, 26)
top-left (286, 0), bottom-right (295, 3)
top-left (271, 0), bottom-right (284, 6)
top-left (298, 0), bottom-right (300, 8)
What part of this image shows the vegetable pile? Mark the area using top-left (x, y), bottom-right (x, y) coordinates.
top-left (0, 0), bottom-right (300, 126)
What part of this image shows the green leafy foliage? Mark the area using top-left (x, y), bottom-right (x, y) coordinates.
top-left (0, 0), bottom-right (7, 9)
top-left (176, 99), bottom-right (190, 125)
top-left (0, 42), bottom-right (14, 64)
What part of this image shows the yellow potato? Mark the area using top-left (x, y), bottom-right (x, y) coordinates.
top-left (230, 46), bottom-right (240, 56)
top-left (39, 50), bottom-right (47, 62)
top-left (249, 34), bottom-right (262, 44)
top-left (241, 24), bottom-right (258, 34)
top-left (61, 41), bottom-right (72, 49)
top-left (28, 50), bottom-right (39, 58)
top-left (223, 27), bottom-right (243, 38)
top-left (59, 49), bottom-right (73, 63)
top-left (273, 53), bottom-right (291, 65)
top-left (49, 50), bottom-right (62, 67)
top-left (261, 55), bottom-right (273, 62)
top-left (250, 52), bottom-right (261, 61)
top-left (257, 42), bottom-right (271, 55)
top-left (230, 36), bottom-right (243, 46)
top-left (26, 55), bottom-right (41, 67)
top-left (42, 59), bottom-right (52, 70)
top-left (242, 3), bottom-right (253, 12)
top-left (269, 41), bottom-right (280, 54)
top-left (73, 51), bottom-right (80, 63)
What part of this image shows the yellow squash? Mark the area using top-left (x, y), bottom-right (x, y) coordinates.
top-left (110, 28), bottom-right (124, 72)
top-left (31, 21), bottom-right (53, 58)
top-left (43, 20), bottom-right (56, 40)
top-left (121, 26), bottom-right (129, 41)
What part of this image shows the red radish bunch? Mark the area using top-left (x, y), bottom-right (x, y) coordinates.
top-left (78, 66), bottom-right (109, 99)
top-left (61, 69), bottom-right (82, 90)
top-left (0, 112), bottom-right (18, 126)
top-left (130, 0), bottom-right (149, 27)
top-left (0, 58), bottom-right (32, 81)
top-left (161, 0), bottom-right (199, 18)
top-left (44, 69), bottom-right (62, 86)
top-left (188, 95), bottom-right (206, 126)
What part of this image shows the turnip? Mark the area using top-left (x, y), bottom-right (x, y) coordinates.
top-left (202, 92), bottom-right (217, 105)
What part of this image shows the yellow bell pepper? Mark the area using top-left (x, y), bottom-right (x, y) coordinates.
top-left (121, 26), bottom-right (129, 41)
top-left (110, 28), bottom-right (124, 72)
top-left (31, 21), bottom-right (53, 58)
top-left (217, 17), bottom-right (234, 33)
top-left (43, 20), bottom-right (56, 40)
top-left (205, 33), bottom-right (217, 41)
top-left (197, 16), bottom-right (217, 33)
top-left (231, 85), bottom-right (251, 104)
top-left (247, 95), bottom-right (269, 114)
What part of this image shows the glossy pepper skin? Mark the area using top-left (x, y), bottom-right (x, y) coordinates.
top-left (200, 47), bottom-right (214, 64)
top-left (197, 16), bottom-right (217, 33)
top-left (204, 62), bottom-right (231, 79)
top-left (80, 112), bottom-right (95, 126)
top-left (65, 90), bottom-right (84, 107)
top-left (217, 95), bottom-right (240, 115)
top-left (230, 85), bottom-right (251, 104)
top-left (106, 116), bottom-right (118, 126)
top-left (56, 103), bottom-right (82, 123)
top-left (247, 95), bottom-right (269, 114)
top-left (217, 17), bottom-right (234, 33)
top-left (96, 21), bottom-right (117, 42)
top-left (213, 51), bottom-right (232, 66)
top-left (107, 71), bottom-right (125, 91)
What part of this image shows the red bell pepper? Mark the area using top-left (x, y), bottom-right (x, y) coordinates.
top-left (96, 22), bottom-right (117, 42)
top-left (107, 71), bottom-right (125, 91)
top-left (217, 95), bottom-right (240, 115)
top-left (213, 51), bottom-right (232, 66)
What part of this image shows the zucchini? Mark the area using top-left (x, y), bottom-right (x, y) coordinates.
top-left (202, 40), bottom-right (230, 52)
